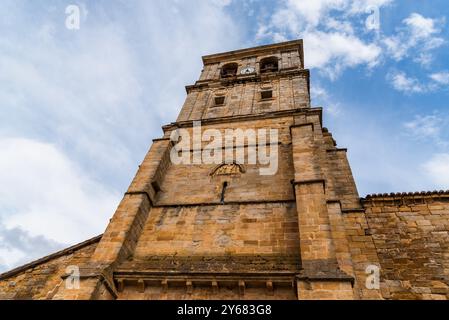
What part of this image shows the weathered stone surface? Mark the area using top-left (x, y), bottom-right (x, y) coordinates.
top-left (362, 194), bottom-right (449, 300)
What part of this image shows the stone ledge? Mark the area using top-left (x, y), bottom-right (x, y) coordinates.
top-left (292, 179), bottom-right (326, 193)
top-left (298, 259), bottom-right (355, 285)
top-left (290, 122), bottom-right (315, 134)
top-left (152, 137), bottom-right (171, 142)
top-left (124, 191), bottom-right (154, 206)
top-left (58, 263), bottom-right (119, 299)
top-left (326, 148), bottom-right (348, 153)
top-left (153, 199), bottom-right (296, 208)
top-left (186, 69), bottom-right (310, 92)
top-left (118, 255), bottom-right (301, 274)
top-left (341, 208), bottom-right (365, 214)
top-left (113, 273), bottom-right (297, 294)
top-left (202, 39), bottom-right (303, 65)
top-left (162, 107), bottom-right (323, 131)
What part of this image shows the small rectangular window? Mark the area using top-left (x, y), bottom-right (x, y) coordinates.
top-left (214, 96), bottom-right (225, 106)
top-left (260, 90), bottom-right (273, 100)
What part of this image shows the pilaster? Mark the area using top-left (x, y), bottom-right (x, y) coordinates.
top-left (290, 117), bottom-right (355, 299)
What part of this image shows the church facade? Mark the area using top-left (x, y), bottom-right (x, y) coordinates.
top-left (1, 40), bottom-right (448, 300)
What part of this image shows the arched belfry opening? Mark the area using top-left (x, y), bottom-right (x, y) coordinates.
top-left (260, 56), bottom-right (279, 73)
top-left (220, 62), bottom-right (238, 78)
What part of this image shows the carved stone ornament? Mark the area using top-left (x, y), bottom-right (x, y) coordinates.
top-left (210, 163), bottom-right (245, 176)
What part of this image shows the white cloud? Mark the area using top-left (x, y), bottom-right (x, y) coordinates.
top-left (0, 20), bottom-right (148, 184)
top-left (0, 224), bottom-right (64, 272)
top-left (271, 0), bottom-right (392, 30)
top-left (386, 71), bottom-right (439, 94)
top-left (384, 13), bottom-right (447, 94)
top-left (403, 113), bottom-right (448, 149)
top-left (0, 246), bottom-right (26, 272)
top-left (0, 138), bottom-right (120, 242)
top-left (387, 71), bottom-right (428, 93)
top-left (403, 114), bottom-right (443, 139)
top-left (0, 137), bottom-right (120, 271)
top-left (348, 0), bottom-right (393, 13)
top-left (404, 13), bottom-right (442, 39)
top-left (254, 1), bottom-right (444, 85)
top-left (382, 37), bottom-right (408, 60)
top-left (430, 72), bottom-right (449, 85)
top-left (387, 69), bottom-right (449, 94)
top-left (255, 0), bottom-right (389, 78)
top-left (324, 17), bottom-right (354, 34)
top-left (383, 13), bottom-right (445, 65)
top-left (304, 31), bottom-right (381, 78)
top-left (283, 0), bottom-right (347, 28)
top-left (422, 154), bottom-right (449, 188)
top-left (211, 0), bottom-right (233, 7)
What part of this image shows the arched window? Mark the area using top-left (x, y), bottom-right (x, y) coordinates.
top-left (260, 57), bottom-right (279, 73)
top-left (220, 63), bottom-right (238, 78)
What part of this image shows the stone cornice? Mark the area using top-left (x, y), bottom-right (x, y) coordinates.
top-left (114, 271), bottom-right (298, 278)
top-left (202, 39), bottom-right (303, 66)
top-left (113, 272), bottom-right (297, 294)
top-left (117, 254), bottom-right (300, 274)
top-left (186, 69), bottom-right (310, 94)
top-left (153, 199), bottom-right (295, 208)
top-left (361, 190), bottom-right (449, 205)
top-left (162, 107), bottom-right (322, 132)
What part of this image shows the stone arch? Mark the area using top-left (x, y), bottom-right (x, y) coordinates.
top-left (259, 56), bottom-right (279, 73)
top-left (220, 62), bottom-right (239, 78)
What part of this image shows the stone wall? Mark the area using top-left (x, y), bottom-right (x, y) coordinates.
top-left (341, 211), bottom-right (382, 299)
top-left (132, 203), bottom-right (299, 258)
top-left (362, 192), bottom-right (449, 300)
top-left (177, 75), bottom-right (310, 122)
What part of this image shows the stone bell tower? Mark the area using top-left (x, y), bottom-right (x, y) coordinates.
top-left (49, 39), bottom-right (382, 300)
top-left (5, 39), bottom-right (449, 300)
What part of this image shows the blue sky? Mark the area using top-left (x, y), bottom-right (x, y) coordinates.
top-left (0, 0), bottom-right (448, 272)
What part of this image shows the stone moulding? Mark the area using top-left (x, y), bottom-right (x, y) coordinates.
top-left (201, 39), bottom-right (304, 67)
top-left (124, 191), bottom-right (154, 206)
top-left (289, 122), bottom-right (315, 134)
top-left (291, 179), bottom-right (326, 194)
top-left (151, 199), bottom-right (296, 208)
top-left (186, 69), bottom-right (310, 93)
top-left (114, 254), bottom-right (301, 294)
top-left (61, 265), bottom-right (118, 299)
top-left (162, 107), bottom-right (323, 132)
top-left (113, 273), bottom-right (297, 295)
top-left (117, 255), bottom-right (301, 273)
